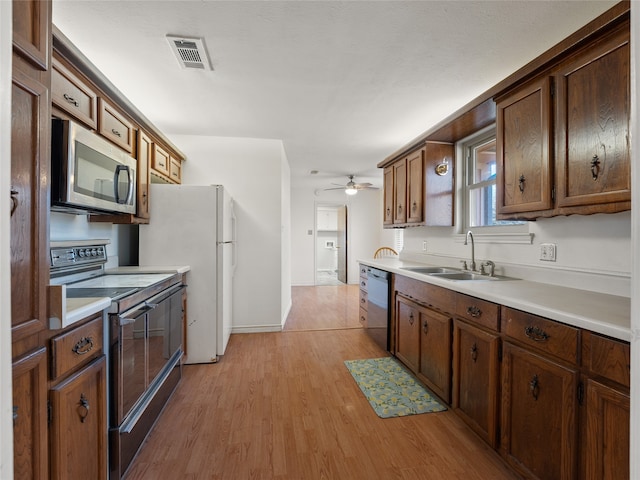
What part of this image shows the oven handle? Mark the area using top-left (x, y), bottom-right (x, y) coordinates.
top-left (117, 304), bottom-right (153, 326)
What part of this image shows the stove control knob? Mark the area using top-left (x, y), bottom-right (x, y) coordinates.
top-left (78, 250), bottom-right (85, 257)
top-left (91, 249), bottom-right (97, 257)
top-left (85, 248), bottom-right (91, 257)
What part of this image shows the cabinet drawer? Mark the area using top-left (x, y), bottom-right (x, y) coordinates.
top-left (359, 289), bottom-right (368, 310)
top-left (502, 306), bottom-right (579, 364)
top-left (359, 306), bottom-right (367, 325)
top-left (582, 331), bottom-right (630, 387)
top-left (98, 98), bottom-right (134, 153)
top-left (169, 157), bottom-right (182, 183)
top-left (395, 274), bottom-right (455, 314)
top-left (50, 314), bottom-right (103, 380)
top-left (455, 294), bottom-right (499, 331)
top-left (152, 144), bottom-right (170, 176)
top-left (359, 276), bottom-right (368, 291)
top-left (359, 264), bottom-right (368, 279)
top-left (52, 58), bottom-right (98, 129)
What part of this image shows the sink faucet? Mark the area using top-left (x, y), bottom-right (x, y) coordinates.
top-left (464, 230), bottom-right (476, 271)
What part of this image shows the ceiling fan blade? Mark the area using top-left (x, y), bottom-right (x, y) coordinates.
top-left (354, 182), bottom-right (372, 188)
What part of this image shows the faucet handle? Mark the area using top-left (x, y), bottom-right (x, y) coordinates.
top-left (459, 260), bottom-right (468, 270)
top-left (482, 260), bottom-right (496, 277)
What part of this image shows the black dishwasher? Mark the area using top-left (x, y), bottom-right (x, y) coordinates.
top-left (366, 267), bottom-right (391, 351)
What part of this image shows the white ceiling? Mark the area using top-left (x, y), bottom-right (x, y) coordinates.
top-left (52, 0), bottom-right (616, 191)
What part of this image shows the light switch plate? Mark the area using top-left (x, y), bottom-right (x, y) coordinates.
top-left (540, 243), bottom-right (557, 261)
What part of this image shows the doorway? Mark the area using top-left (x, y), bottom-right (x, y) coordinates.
top-left (315, 204), bottom-right (347, 286)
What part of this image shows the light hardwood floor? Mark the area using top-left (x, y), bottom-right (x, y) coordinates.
top-left (124, 286), bottom-right (518, 480)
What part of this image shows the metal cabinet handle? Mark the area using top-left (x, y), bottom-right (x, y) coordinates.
top-left (423, 320), bottom-right (428, 334)
top-left (63, 93), bottom-right (79, 107)
top-left (412, 201), bottom-right (417, 212)
top-left (10, 189), bottom-right (18, 216)
top-left (398, 205), bottom-right (403, 214)
top-left (13, 406), bottom-right (18, 427)
top-left (467, 306), bottom-right (482, 318)
top-left (386, 207), bottom-right (391, 217)
top-left (408, 312), bottom-right (414, 325)
top-left (111, 128), bottom-right (122, 137)
top-left (529, 374), bottom-right (540, 400)
top-left (518, 174), bottom-right (525, 193)
top-left (524, 326), bottom-right (549, 342)
top-left (77, 394), bottom-right (90, 423)
top-left (360, 297), bottom-right (366, 304)
top-left (591, 155), bottom-right (600, 181)
top-left (72, 337), bottom-right (94, 355)
top-left (470, 343), bottom-right (478, 362)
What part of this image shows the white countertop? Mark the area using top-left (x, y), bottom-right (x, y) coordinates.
top-left (360, 257), bottom-right (631, 342)
top-left (106, 265), bottom-right (191, 274)
top-left (49, 295), bottom-right (111, 330)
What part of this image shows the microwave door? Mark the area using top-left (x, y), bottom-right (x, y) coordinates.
top-left (114, 165), bottom-right (134, 205)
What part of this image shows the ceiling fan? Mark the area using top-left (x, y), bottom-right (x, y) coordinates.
top-left (321, 175), bottom-right (379, 196)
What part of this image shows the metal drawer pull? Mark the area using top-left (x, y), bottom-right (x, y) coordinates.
top-left (524, 326), bottom-right (549, 342)
top-left (591, 155), bottom-right (600, 181)
top-left (529, 374), bottom-right (540, 400)
top-left (10, 189), bottom-right (18, 216)
top-left (72, 336), bottom-right (94, 355)
top-left (63, 93), bottom-right (79, 107)
top-left (111, 128), bottom-right (122, 137)
top-left (77, 393), bottom-right (90, 423)
top-left (466, 306), bottom-right (482, 318)
top-left (470, 343), bottom-right (478, 362)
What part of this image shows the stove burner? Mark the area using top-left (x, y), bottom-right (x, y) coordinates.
top-left (66, 287), bottom-right (139, 300)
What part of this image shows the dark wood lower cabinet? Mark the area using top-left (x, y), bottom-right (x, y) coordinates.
top-left (417, 308), bottom-right (451, 403)
top-left (501, 342), bottom-right (578, 480)
top-left (49, 356), bottom-right (107, 480)
top-left (583, 377), bottom-right (629, 480)
top-left (452, 320), bottom-right (499, 447)
top-left (12, 347), bottom-right (48, 480)
top-left (395, 295), bottom-right (420, 373)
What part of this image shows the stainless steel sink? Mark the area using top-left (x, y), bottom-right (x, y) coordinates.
top-left (430, 271), bottom-right (499, 281)
top-left (400, 266), bottom-right (460, 274)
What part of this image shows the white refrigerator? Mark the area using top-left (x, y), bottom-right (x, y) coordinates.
top-left (139, 184), bottom-right (235, 364)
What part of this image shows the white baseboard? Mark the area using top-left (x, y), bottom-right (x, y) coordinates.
top-left (231, 324), bottom-right (283, 334)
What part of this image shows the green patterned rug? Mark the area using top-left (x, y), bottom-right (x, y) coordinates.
top-left (344, 357), bottom-right (447, 418)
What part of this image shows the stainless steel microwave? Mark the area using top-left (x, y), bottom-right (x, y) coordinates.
top-left (51, 119), bottom-right (136, 215)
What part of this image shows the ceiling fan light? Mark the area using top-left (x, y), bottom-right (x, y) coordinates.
top-left (345, 186), bottom-right (358, 195)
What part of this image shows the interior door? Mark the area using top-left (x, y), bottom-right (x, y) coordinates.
top-left (336, 205), bottom-right (347, 283)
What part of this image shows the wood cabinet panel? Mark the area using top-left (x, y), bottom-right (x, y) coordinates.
top-left (12, 0), bottom-right (50, 70)
top-left (502, 306), bottom-right (579, 364)
top-left (98, 98), bottom-right (134, 153)
top-left (583, 377), bottom-right (629, 480)
top-left (496, 76), bottom-right (553, 215)
top-left (555, 25), bottom-right (630, 209)
top-left (169, 156), bottom-right (182, 183)
top-left (50, 314), bottom-right (103, 380)
top-left (455, 293), bottom-right (499, 331)
top-left (383, 166), bottom-right (394, 225)
top-left (395, 295), bottom-right (420, 373)
top-left (152, 144), bottom-right (171, 177)
top-left (418, 308), bottom-right (452, 403)
top-left (452, 320), bottom-right (499, 447)
top-left (136, 130), bottom-right (152, 219)
top-left (582, 331), bottom-right (630, 388)
top-left (11, 62), bottom-right (50, 344)
top-left (51, 57), bottom-right (98, 129)
top-left (49, 356), bottom-right (108, 480)
top-left (394, 274), bottom-right (455, 315)
top-left (393, 159), bottom-right (407, 224)
top-left (406, 149), bottom-right (423, 224)
top-left (12, 347), bottom-right (48, 480)
top-left (501, 342), bottom-right (578, 480)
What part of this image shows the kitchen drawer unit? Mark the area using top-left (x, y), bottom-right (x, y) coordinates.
top-left (581, 331), bottom-right (630, 388)
top-left (502, 306), bottom-right (579, 365)
top-left (455, 293), bottom-right (499, 332)
top-left (98, 98), bottom-right (134, 153)
top-left (50, 313), bottom-right (104, 381)
top-left (395, 274), bottom-right (456, 314)
top-left (52, 56), bottom-right (98, 129)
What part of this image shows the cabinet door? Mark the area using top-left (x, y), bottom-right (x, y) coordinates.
top-left (383, 166), bottom-right (394, 225)
top-left (418, 308), bottom-right (451, 403)
top-left (496, 76), bottom-right (553, 216)
top-left (555, 26), bottom-right (630, 209)
top-left (406, 149), bottom-right (424, 224)
top-left (49, 356), bottom-right (108, 480)
top-left (393, 158), bottom-right (407, 224)
top-left (11, 63), bottom-right (50, 343)
top-left (452, 320), bottom-right (499, 447)
top-left (583, 378), bottom-right (629, 480)
top-left (395, 296), bottom-right (420, 373)
top-left (12, 347), bottom-right (48, 480)
top-left (501, 342), bottom-right (578, 480)
top-left (12, 0), bottom-right (50, 70)
top-left (136, 131), bottom-right (152, 220)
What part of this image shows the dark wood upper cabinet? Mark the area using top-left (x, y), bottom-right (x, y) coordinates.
top-left (12, 0), bottom-right (51, 70)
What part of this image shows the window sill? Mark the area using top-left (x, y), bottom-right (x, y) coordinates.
top-left (454, 232), bottom-right (534, 245)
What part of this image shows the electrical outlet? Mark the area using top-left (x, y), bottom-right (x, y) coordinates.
top-left (422, 240), bottom-right (428, 251)
top-left (540, 243), bottom-right (557, 262)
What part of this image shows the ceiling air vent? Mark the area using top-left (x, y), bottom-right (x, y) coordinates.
top-left (166, 35), bottom-right (212, 70)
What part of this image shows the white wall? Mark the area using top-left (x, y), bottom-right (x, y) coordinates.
top-left (280, 145), bottom-right (292, 326)
top-left (0, 1), bottom-right (13, 475)
top-left (290, 187), bottom-right (393, 285)
top-left (170, 134), bottom-right (290, 332)
top-left (402, 212), bottom-right (631, 296)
